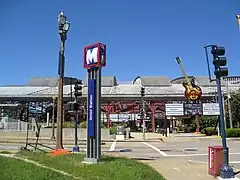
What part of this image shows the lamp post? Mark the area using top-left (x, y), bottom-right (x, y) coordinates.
top-left (51, 96), bottom-right (56, 140)
top-left (55, 11), bottom-right (70, 150)
top-left (237, 14), bottom-right (240, 30)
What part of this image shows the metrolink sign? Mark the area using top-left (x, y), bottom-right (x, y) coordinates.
top-left (84, 43), bottom-right (106, 69)
top-left (83, 42), bottom-right (106, 163)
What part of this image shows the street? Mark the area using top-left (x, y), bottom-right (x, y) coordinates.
top-left (112, 139), bottom-right (240, 169)
top-left (1, 138), bottom-right (240, 170)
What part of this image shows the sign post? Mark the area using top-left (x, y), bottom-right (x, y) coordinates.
top-left (83, 43), bottom-right (106, 163)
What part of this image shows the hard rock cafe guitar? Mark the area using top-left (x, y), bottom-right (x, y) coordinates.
top-left (175, 57), bottom-right (202, 101)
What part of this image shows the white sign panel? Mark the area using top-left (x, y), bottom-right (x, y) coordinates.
top-left (202, 103), bottom-right (220, 115)
top-left (165, 104), bottom-right (184, 116)
top-left (86, 47), bottom-right (98, 65)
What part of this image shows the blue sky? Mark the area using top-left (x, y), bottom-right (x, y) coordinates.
top-left (0, 0), bottom-right (240, 85)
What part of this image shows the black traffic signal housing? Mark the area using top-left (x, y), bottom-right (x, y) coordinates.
top-left (211, 46), bottom-right (228, 78)
top-left (73, 102), bottom-right (80, 111)
top-left (74, 79), bottom-right (83, 98)
top-left (140, 87), bottom-right (145, 97)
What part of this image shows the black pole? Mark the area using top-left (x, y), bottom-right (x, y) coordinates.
top-left (72, 95), bottom-right (80, 152)
top-left (216, 71), bottom-right (234, 178)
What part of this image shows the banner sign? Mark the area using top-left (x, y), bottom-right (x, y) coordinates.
top-left (184, 103), bottom-right (203, 116)
top-left (202, 103), bottom-right (220, 115)
top-left (165, 104), bottom-right (184, 116)
top-left (88, 79), bottom-right (96, 137)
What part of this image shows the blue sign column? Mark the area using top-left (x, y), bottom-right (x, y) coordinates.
top-left (83, 43), bottom-right (106, 163)
top-left (88, 79), bottom-right (96, 138)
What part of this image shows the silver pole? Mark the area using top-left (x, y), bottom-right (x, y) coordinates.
top-left (95, 67), bottom-right (102, 159)
top-left (86, 69), bottom-right (91, 158)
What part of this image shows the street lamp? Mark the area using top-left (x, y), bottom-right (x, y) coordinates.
top-left (237, 14), bottom-right (240, 30)
top-left (55, 11), bottom-right (70, 150)
top-left (51, 96), bottom-right (57, 140)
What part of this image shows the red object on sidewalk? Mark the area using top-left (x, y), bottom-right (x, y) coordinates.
top-left (208, 146), bottom-right (224, 177)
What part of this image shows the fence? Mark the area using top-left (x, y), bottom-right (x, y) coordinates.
top-left (0, 118), bottom-right (36, 131)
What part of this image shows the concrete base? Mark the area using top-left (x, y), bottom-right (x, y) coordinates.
top-left (116, 135), bottom-right (125, 141)
top-left (218, 177), bottom-right (240, 180)
top-left (83, 158), bottom-right (98, 164)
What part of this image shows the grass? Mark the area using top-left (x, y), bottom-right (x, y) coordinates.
top-left (17, 151), bottom-right (165, 180)
top-left (0, 156), bottom-right (71, 180)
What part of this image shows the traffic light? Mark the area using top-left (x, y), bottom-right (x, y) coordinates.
top-left (140, 87), bottom-right (145, 97)
top-left (74, 79), bottom-right (83, 98)
top-left (211, 46), bottom-right (228, 78)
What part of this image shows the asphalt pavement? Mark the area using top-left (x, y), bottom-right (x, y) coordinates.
top-left (2, 137), bottom-right (240, 179)
top-left (112, 138), bottom-right (240, 170)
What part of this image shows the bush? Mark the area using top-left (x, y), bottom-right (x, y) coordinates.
top-left (201, 127), bottom-right (218, 136)
top-left (79, 121), bottom-right (87, 128)
top-left (110, 126), bottom-right (117, 135)
top-left (63, 122), bottom-right (75, 128)
top-left (226, 128), bottom-right (240, 137)
top-left (176, 127), bottom-right (184, 133)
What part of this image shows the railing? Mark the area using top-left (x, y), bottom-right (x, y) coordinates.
top-left (0, 118), bottom-right (36, 131)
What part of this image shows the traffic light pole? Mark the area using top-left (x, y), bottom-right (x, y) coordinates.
top-left (72, 79), bottom-right (83, 153)
top-left (209, 45), bottom-right (235, 179)
top-left (141, 97), bottom-right (146, 140)
top-left (216, 75), bottom-right (235, 179)
top-left (73, 108), bottom-right (80, 152)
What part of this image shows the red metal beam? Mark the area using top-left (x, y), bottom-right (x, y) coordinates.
top-left (148, 101), bottom-right (166, 133)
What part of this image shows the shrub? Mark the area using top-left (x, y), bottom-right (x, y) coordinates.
top-left (110, 126), bottom-right (117, 135)
top-left (63, 122), bottom-right (75, 128)
top-left (177, 127), bottom-right (184, 133)
top-left (201, 127), bottom-right (218, 136)
top-left (79, 121), bottom-right (87, 128)
top-left (226, 128), bottom-right (240, 137)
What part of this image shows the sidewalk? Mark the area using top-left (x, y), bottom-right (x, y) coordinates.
top-left (144, 158), bottom-right (216, 180)
top-left (0, 131), bottom-right (239, 144)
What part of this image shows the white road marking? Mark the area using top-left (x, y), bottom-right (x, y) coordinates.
top-left (142, 142), bottom-right (168, 157)
top-left (109, 140), bottom-right (117, 152)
